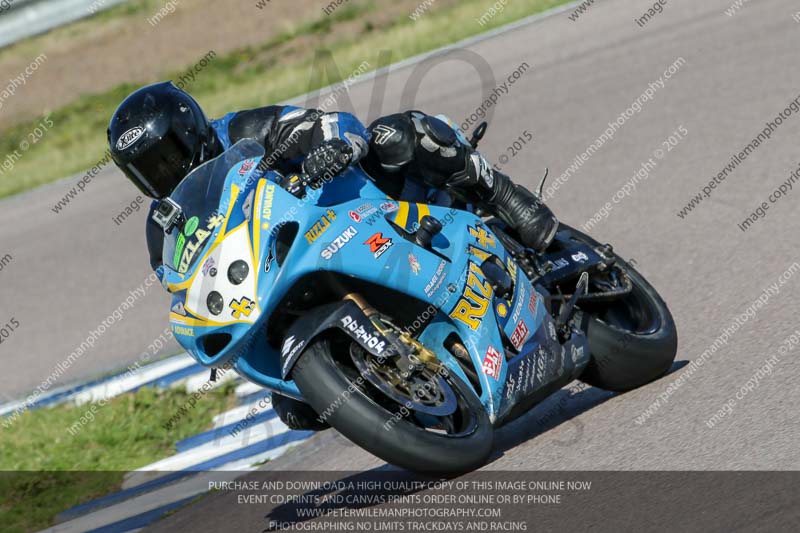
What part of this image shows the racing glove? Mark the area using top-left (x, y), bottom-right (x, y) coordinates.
top-left (301, 139), bottom-right (354, 187)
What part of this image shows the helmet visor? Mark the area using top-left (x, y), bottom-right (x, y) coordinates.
top-left (118, 130), bottom-right (197, 198)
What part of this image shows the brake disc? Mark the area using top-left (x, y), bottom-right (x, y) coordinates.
top-left (349, 343), bottom-right (458, 417)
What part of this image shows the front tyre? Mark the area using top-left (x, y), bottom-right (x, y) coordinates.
top-left (292, 337), bottom-right (493, 474)
top-left (272, 393), bottom-right (330, 431)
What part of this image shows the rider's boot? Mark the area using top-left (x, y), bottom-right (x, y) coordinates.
top-left (448, 154), bottom-right (559, 252)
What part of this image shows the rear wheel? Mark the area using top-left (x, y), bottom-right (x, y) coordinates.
top-left (559, 225), bottom-right (678, 391)
top-left (292, 335), bottom-right (493, 474)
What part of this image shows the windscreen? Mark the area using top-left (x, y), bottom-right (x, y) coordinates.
top-left (162, 139), bottom-right (265, 274)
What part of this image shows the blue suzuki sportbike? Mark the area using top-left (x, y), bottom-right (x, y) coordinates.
top-left (160, 122), bottom-right (677, 474)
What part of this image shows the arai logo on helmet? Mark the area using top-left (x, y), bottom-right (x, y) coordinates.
top-left (116, 126), bottom-right (146, 151)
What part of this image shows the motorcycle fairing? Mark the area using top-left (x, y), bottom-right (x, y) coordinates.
top-left (162, 139), bottom-right (588, 423)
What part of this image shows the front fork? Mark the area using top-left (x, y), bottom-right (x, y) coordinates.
top-left (338, 290), bottom-right (440, 378)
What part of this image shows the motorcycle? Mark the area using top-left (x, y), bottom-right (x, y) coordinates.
top-left (159, 120), bottom-right (677, 474)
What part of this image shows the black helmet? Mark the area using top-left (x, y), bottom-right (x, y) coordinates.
top-left (108, 82), bottom-right (220, 199)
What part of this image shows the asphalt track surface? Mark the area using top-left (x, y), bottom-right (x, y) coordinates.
top-left (2, 0), bottom-right (799, 502)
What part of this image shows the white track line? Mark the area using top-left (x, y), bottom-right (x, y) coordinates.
top-left (213, 397), bottom-right (273, 428)
top-left (234, 381), bottom-right (263, 398)
top-left (210, 440), bottom-right (308, 472)
top-left (134, 418), bottom-right (291, 472)
top-left (0, 353), bottom-right (196, 416)
top-left (71, 355), bottom-right (199, 405)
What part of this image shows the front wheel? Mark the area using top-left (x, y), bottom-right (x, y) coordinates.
top-left (292, 336), bottom-right (493, 474)
top-left (558, 225), bottom-right (678, 392)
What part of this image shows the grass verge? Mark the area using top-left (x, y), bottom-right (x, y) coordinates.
top-left (0, 382), bottom-right (238, 533)
top-left (0, 0), bottom-right (570, 199)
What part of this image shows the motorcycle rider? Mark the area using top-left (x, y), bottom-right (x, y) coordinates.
top-left (108, 81), bottom-right (559, 430)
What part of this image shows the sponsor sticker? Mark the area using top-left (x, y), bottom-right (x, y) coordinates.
top-left (528, 292), bottom-right (538, 315)
top-left (510, 320), bottom-right (530, 350)
top-left (511, 285), bottom-right (527, 323)
top-left (202, 257), bottom-right (216, 276)
top-left (349, 203), bottom-right (377, 224)
top-left (171, 301), bottom-right (186, 316)
top-left (364, 232), bottom-right (393, 259)
top-left (262, 184), bottom-right (275, 223)
top-left (570, 344), bottom-right (585, 364)
top-left (535, 346), bottom-right (546, 383)
top-left (468, 245), bottom-right (492, 262)
top-left (172, 324), bottom-right (195, 337)
top-left (321, 226), bottom-right (358, 260)
top-left (548, 320), bottom-right (557, 341)
top-left (264, 247), bottom-right (274, 273)
top-left (514, 359), bottom-right (527, 396)
top-left (505, 373), bottom-right (516, 400)
top-left (380, 201), bottom-right (399, 213)
top-left (305, 209), bottom-right (337, 244)
top-left (238, 159), bottom-right (256, 176)
top-left (408, 253), bottom-right (421, 275)
top-left (424, 260), bottom-right (447, 297)
top-left (449, 262), bottom-right (491, 330)
top-left (468, 225), bottom-right (496, 249)
top-left (175, 213), bottom-right (224, 273)
top-left (242, 189), bottom-right (255, 220)
top-left (230, 297), bottom-right (255, 319)
top-left (184, 216), bottom-right (199, 236)
top-left (551, 258), bottom-right (570, 271)
top-left (280, 335), bottom-right (306, 366)
top-left (116, 126), bottom-right (145, 151)
top-left (281, 335), bottom-right (305, 359)
top-left (506, 257), bottom-right (518, 283)
top-left (571, 251), bottom-right (589, 263)
top-left (482, 345), bottom-right (503, 380)
top-left (282, 336), bottom-right (296, 356)
top-left (340, 315), bottom-right (387, 354)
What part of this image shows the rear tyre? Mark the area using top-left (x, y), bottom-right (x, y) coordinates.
top-left (292, 337), bottom-right (493, 474)
top-left (559, 225), bottom-right (678, 392)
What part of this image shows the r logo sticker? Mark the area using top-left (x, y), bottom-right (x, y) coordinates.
top-left (364, 233), bottom-right (393, 259)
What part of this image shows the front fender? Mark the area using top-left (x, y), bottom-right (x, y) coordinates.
top-left (280, 300), bottom-right (395, 379)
